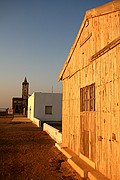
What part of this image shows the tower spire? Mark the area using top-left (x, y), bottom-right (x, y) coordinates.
top-left (24, 77), bottom-right (27, 83)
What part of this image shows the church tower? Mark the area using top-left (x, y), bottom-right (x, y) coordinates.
top-left (22, 77), bottom-right (29, 100)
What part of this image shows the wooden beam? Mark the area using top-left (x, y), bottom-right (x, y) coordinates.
top-left (90, 36), bottom-right (120, 62)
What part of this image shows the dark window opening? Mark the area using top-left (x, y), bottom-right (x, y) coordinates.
top-left (80, 83), bottom-right (95, 112)
top-left (45, 106), bottom-right (52, 115)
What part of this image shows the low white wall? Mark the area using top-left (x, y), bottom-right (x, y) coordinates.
top-left (32, 117), bottom-right (41, 127)
top-left (43, 123), bottom-right (62, 143)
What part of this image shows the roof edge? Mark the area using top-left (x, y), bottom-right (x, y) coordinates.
top-left (58, 15), bottom-right (87, 81)
top-left (58, 0), bottom-right (120, 81)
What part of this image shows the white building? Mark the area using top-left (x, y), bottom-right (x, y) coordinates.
top-left (28, 92), bottom-right (62, 125)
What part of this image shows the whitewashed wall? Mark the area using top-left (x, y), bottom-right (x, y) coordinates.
top-left (28, 93), bottom-right (35, 120)
top-left (34, 92), bottom-right (62, 122)
top-left (28, 92), bottom-right (62, 123)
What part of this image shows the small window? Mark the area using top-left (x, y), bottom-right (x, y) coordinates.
top-left (80, 83), bottom-right (95, 112)
top-left (45, 106), bottom-right (52, 115)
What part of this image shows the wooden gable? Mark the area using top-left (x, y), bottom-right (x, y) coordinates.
top-left (58, 0), bottom-right (120, 81)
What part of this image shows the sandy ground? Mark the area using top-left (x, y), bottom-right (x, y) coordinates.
top-left (0, 118), bottom-right (82, 180)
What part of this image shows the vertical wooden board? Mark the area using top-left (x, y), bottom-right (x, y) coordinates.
top-left (63, 80), bottom-right (66, 100)
top-left (100, 55), bottom-right (105, 90)
top-left (73, 53), bottom-right (76, 75)
top-left (82, 68), bottom-right (85, 87)
top-left (72, 52), bottom-right (75, 74)
top-left (76, 49), bottom-right (80, 73)
top-left (99, 112), bottom-right (105, 174)
top-left (95, 58), bottom-right (101, 87)
top-left (116, 79), bottom-right (120, 177)
top-left (101, 56), bottom-right (107, 112)
top-left (87, 36), bottom-right (91, 66)
top-left (98, 15), bottom-right (104, 50)
top-left (108, 79), bottom-right (113, 178)
top-left (111, 51), bottom-right (115, 133)
top-left (116, 46), bottom-right (120, 178)
top-left (103, 13), bottom-right (110, 45)
top-left (76, 98), bottom-right (79, 117)
top-left (111, 142), bottom-right (117, 180)
top-left (82, 41), bottom-right (86, 69)
top-left (86, 64), bottom-right (90, 86)
top-left (104, 112), bottom-right (108, 176)
top-left (104, 54), bottom-right (108, 84)
top-left (96, 112), bottom-right (101, 170)
top-left (104, 14), bottom-right (110, 45)
top-left (89, 18), bottom-right (94, 57)
top-left (84, 130), bottom-right (89, 158)
top-left (76, 116), bottom-right (80, 155)
top-left (80, 69), bottom-right (83, 87)
top-left (95, 77), bottom-right (101, 112)
top-left (90, 63), bottom-right (94, 84)
top-left (92, 61), bottom-right (95, 83)
top-left (84, 65), bottom-right (88, 86)
top-left (63, 79), bottom-right (71, 147)
top-left (70, 97), bottom-right (74, 151)
top-left (68, 93), bottom-right (70, 147)
top-left (75, 41), bottom-right (80, 72)
top-left (117, 78), bottom-right (120, 179)
top-left (84, 112), bottom-right (87, 131)
top-left (79, 70), bottom-right (81, 89)
top-left (95, 83), bottom-right (101, 170)
top-left (74, 117), bottom-right (79, 155)
top-left (116, 45), bottom-right (120, 79)
top-left (119, 11), bottom-right (120, 36)
top-left (62, 82), bottom-right (65, 144)
top-left (96, 85), bottom-right (103, 171)
top-left (81, 45), bottom-right (85, 70)
top-left (111, 11), bottom-right (120, 40)
top-left (84, 65), bottom-right (90, 87)
top-left (106, 113), bottom-right (112, 179)
top-left (115, 139), bottom-right (120, 179)
top-left (109, 79), bottom-right (115, 178)
top-left (104, 83), bottom-right (111, 176)
top-left (91, 131), bottom-right (96, 162)
top-left (79, 46), bottom-right (83, 70)
top-left (80, 115), bottom-right (84, 154)
top-left (78, 71), bottom-right (80, 90)
top-left (93, 16), bottom-right (99, 54)
top-left (73, 76), bottom-right (75, 99)
top-left (89, 112), bottom-right (95, 132)
top-left (113, 79), bottom-right (119, 133)
top-left (88, 112), bottom-right (96, 162)
top-left (107, 13), bottom-right (112, 42)
top-left (62, 117), bottom-right (67, 146)
top-left (112, 48), bottom-right (117, 82)
top-left (63, 104), bottom-right (68, 144)
top-left (116, 142), bottom-right (120, 178)
top-left (105, 82), bottom-right (111, 179)
top-left (74, 75), bottom-right (78, 99)
top-left (77, 97), bottom-right (80, 120)
top-left (105, 52), bottom-right (111, 83)
top-left (111, 79), bottom-right (119, 180)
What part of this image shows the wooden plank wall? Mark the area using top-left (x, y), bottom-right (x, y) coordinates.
top-left (62, 9), bottom-right (120, 180)
top-left (94, 11), bottom-right (120, 180)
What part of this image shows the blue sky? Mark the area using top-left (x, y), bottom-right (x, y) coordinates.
top-left (0, 0), bottom-right (111, 108)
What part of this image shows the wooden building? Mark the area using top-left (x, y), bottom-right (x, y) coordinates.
top-left (58, 1), bottom-right (120, 179)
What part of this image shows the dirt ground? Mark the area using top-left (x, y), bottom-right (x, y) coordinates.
top-left (0, 118), bottom-right (82, 180)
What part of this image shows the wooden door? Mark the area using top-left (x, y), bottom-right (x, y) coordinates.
top-left (80, 112), bottom-right (96, 162)
top-left (80, 84), bottom-right (96, 162)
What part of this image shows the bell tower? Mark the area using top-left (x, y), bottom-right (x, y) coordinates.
top-left (22, 77), bottom-right (29, 100)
